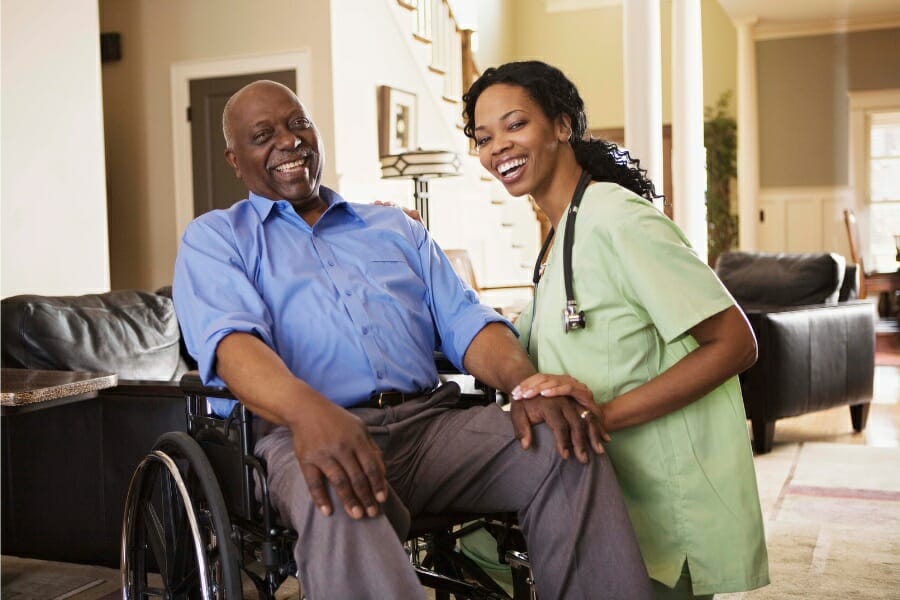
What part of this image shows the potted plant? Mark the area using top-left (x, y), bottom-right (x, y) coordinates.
top-left (705, 91), bottom-right (739, 267)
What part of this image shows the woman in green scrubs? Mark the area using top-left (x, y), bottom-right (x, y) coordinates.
top-left (462, 61), bottom-right (769, 599)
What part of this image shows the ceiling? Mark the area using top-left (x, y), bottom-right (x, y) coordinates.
top-left (716, 0), bottom-right (900, 38)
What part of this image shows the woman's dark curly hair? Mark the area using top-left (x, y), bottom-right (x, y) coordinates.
top-left (462, 60), bottom-right (660, 204)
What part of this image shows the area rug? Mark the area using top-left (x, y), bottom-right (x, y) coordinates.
top-left (720, 443), bottom-right (900, 599)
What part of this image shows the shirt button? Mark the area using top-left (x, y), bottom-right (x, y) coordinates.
top-left (345, 290), bottom-right (352, 297)
top-left (376, 371), bottom-right (384, 379)
top-left (362, 327), bottom-right (369, 335)
top-left (328, 260), bottom-right (335, 266)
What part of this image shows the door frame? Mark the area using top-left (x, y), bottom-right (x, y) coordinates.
top-left (170, 51), bottom-right (312, 237)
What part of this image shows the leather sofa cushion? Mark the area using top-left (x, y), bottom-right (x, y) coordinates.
top-left (715, 251), bottom-right (846, 309)
top-left (1, 290), bottom-right (187, 380)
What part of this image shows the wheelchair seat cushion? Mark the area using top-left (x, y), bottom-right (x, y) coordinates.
top-left (1, 290), bottom-right (189, 380)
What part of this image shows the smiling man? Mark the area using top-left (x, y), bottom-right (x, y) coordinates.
top-left (172, 80), bottom-right (651, 599)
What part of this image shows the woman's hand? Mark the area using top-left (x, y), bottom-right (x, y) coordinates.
top-left (512, 373), bottom-right (594, 408)
top-left (373, 200), bottom-right (423, 224)
top-left (511, 373), bottom-right (611, 445)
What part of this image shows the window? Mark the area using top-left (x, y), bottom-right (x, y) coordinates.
top-left (867, 110), bottom-right (900, 272)
top-left (849, 90), bottom-right (900, 274)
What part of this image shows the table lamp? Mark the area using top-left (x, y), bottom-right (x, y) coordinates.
top-left (380, 149), bottom-right (462, 228)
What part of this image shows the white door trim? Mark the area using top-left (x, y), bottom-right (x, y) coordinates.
top-left (170, 50), bottom-right (312, 237)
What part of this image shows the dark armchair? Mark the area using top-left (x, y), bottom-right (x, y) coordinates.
top-left (715, 251), bottom-right (876, 454)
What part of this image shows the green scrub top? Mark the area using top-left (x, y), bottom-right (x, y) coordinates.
top-left (516, 182), bottom-right (769, 594)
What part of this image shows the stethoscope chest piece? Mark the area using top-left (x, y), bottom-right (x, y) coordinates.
top-left (563, 300), bottom-right (586, 332)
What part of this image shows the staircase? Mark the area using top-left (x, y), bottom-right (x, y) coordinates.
top-left (384, 0), bottom-right (540, 290)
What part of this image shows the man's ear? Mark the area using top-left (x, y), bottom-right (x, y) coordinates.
top-left (556, 114), bottom-right (573, 143)
top-left (225, 148), bottom-right (241, 178)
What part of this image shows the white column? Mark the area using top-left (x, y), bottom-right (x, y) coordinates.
top-left (736, 18), bottom-right (759, 251)
top-left (623, 0), bottom-right (665, 212)
top-left (671, 0), bottom-right (707, 262)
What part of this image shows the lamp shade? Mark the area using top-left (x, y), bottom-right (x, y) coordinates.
top-left (380, 149), bottom-right (462, 180)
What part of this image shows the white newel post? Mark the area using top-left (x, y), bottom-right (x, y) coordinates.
top-left (671, 0), bottom-right (708, 262)
top-left (623, 0), bottom-right (665, 212)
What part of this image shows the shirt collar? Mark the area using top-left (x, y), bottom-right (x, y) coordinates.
top-left (246, 187), bottom-right (365, 225)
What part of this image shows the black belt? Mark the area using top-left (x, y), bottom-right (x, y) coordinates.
top-left (357, 388), bottom-right (433, 409)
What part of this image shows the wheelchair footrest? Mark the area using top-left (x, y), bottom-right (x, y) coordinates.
top-left (506, 550), bottom-right (534, 599)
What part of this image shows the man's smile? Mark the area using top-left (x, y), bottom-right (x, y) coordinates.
top-left (273, 158), bottom-right (306, 172)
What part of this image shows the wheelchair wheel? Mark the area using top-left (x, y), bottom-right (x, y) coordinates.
top-left (121, 431), bottom-right (242, 599)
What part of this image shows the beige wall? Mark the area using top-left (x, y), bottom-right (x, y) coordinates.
top-left (1, 0), bottom-right (111, 297)
top-left (758, 27), bottom-right (900, 188)
top-left (477, 0), bottom-right (737, 129)
top-left (471, 0), bottom-right (517, 71)
top-left (99, 0), bottom-right (336, 291)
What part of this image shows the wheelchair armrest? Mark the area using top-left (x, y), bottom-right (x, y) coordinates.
top-left (434, 351), bottom-right (459, 375)
top-left (180, 359), bottom-right (501, 406)
top-left (180, 371), bottom-right (237, 400)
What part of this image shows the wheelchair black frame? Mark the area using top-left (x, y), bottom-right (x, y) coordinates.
top-left (122, 373), bottom-right (534, 599)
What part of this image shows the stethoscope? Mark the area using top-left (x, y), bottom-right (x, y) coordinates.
top-left (530, 169), bottom-right (593, 337)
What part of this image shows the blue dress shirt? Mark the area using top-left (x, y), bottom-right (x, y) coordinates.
top-left (173, 187), bottom-right (509, 411)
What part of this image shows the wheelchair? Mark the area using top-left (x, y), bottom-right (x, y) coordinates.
top-left (120, 368), bottom-right (536, 599)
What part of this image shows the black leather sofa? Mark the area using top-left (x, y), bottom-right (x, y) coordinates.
top-left (715, 251), bottom-right (876, 454)
top-left (1, 289), bottom-right (193, 566)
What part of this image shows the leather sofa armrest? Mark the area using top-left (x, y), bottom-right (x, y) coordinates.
top-left (742, 300), bottom-right (875, 422)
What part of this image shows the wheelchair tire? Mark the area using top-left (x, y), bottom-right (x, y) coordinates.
top-left (121, 431), bottom-right (242, 599)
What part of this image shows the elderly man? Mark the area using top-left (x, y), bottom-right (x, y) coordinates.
top-left (173, 80), bottom-right (651, 599)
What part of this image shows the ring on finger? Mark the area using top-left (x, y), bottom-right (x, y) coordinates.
top-left (579, 410), bottom-right (590, 420)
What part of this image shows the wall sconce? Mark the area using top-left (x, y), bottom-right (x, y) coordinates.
top-left (380, 149), bottom-right (461, 228)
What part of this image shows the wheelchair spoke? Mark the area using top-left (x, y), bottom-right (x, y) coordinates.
top-left (124, 433), bottom-right (245, 600)
top-left (141, 498), bottom-right (170, 585)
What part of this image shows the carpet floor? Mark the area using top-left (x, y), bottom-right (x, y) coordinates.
top-left (719, 442), bottom-right (900, 599)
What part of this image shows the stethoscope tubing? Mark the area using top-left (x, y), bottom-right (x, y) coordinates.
top-left (529, 169), bottom-right (592, 341)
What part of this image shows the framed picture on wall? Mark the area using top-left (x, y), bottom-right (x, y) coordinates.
top-left (378, 85), bottom-right (417, 157)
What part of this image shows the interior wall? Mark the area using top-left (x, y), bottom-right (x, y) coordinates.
top-left (328, 0), bottom-right (470, 205)
top-left (501, 0), bottom-right (737, 130)
top-left (1, 0), bottom-right (111, 297)
top-left (471, 0), bottom-right (517, 70)
top-left (99, 0), bottom-right (336, 291)
top-left (757, 27), bottom-right (900, 188)
top-left (327, 0), bottom-right (539, 286)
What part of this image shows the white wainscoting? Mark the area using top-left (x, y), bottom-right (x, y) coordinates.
top-left (758, 186), bottom-right (854, 261)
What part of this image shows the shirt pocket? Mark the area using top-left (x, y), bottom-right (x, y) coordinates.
top-left (365, 257), bottom-right (427, 305)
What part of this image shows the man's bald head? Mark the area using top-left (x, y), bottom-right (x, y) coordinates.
top-left (222, 80), bottom-right (298, 149)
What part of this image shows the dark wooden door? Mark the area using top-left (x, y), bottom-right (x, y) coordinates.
top-left (189, 70), bottom-right (296, 215)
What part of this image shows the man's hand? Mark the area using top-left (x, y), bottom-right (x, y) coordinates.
top-left (287, 395), bottom-right (388, 519)
top-left (215, 333), bottom-right (388, 520)
top-left (509, 373), bottom-right (609, 461)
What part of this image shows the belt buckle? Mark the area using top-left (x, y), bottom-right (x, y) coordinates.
top-left (376, 392), bottom-right (386, 408)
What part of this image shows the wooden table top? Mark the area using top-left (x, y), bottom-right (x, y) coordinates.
top-left (1, 368), bottom-right (118, 410)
